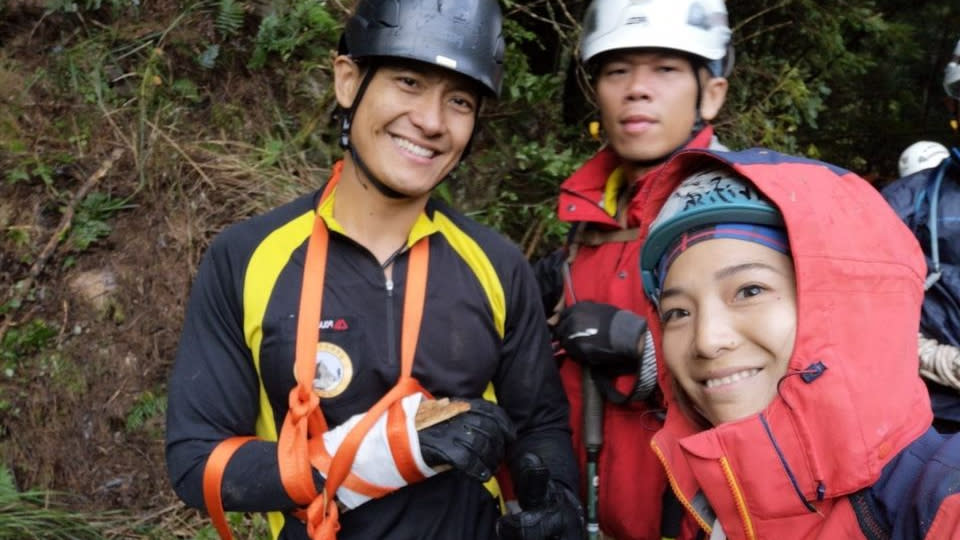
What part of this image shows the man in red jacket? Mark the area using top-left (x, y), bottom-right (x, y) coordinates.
top-left (535, 1), bottom-right (733, 538)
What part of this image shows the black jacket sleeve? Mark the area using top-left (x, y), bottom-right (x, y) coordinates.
top-left (495, 255), bottom-right (579, 494)
top-left (164, 234), bottom-right (314, 512)
top-left (532, 248), bottom-right (567, 319)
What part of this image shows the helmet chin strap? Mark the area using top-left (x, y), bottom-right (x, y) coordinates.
top-left (340, 66), bottom-right (409, 200)
top-left (691, 56), bottom-right (707, 133)
top-left (347, 145), bottom-right (408, 199)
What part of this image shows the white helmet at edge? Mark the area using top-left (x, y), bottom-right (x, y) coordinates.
top-left (580, 0), bottom-right (732, 75)
top-left (898, 141), bottom-right (949, 178)
top-left (945, 38), bottom-right (960, 100)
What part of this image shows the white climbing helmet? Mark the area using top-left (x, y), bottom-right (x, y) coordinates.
top-left (579, 0), bottom-right (732, 76)
top-left (898, 141), bottom-right (950, 177)
top-left (945, 38), bottom-right (960, 99)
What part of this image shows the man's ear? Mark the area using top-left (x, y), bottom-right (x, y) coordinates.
top-left (333, 55), bottom-right (362, 109)
top-left (699, 76), bottom-right (728, 122)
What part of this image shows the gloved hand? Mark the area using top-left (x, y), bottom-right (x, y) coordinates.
top-left (497, 453), bottom-right (585, 540)
top-left (418, 398), bottom-right (516, 482)
top-left (554, 301), bottom-right (647, 370)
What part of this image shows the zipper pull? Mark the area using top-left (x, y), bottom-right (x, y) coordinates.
top-left (385, 278), bottom-right (393, 295)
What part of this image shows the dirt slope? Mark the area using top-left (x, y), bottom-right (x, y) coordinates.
top-left (0, 6), bottom-right (302, 534)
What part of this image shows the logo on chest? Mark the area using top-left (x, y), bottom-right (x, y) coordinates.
top-left (319, 318), bottom-right (350, 331)
top-left (312, 341), bottom-right (353, 398)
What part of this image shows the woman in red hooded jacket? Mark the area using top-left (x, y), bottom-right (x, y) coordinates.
top-left (636, 147), bottom-right (960, 539)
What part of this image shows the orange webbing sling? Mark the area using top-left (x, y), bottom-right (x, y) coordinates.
top-left (202, 435), bottom-right (256, 540)
top-left (202, 160), bottom-right (432, 539)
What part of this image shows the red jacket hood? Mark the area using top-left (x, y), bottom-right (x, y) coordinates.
top-left (642, 149), bottom-right (931, 537)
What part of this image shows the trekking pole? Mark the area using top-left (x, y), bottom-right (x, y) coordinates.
top-left (561, 261), bottom-right (601, 540)
top-left (583, 364), bottom-right (603, 540)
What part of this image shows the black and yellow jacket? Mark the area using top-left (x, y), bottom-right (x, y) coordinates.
top-left (165, 185), bottom-right (577, 539)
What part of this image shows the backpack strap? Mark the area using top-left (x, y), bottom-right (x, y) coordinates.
top-left (571, 226), bottom-right (639, 247)
top-left (561, 223), bottom-right (641, 301)
top-left (547, 223), bottom-right (640, 324)
top-left (561, 222), bottom-right (650, 404)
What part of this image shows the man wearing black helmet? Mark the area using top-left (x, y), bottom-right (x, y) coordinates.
top-left (165, 1), bottom-right (583, 539)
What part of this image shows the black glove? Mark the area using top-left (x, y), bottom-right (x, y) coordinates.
top-left (497, 453), bottom-right (585, 540)
top-left (554, 301), bottom-right (647, 370)
top-left (418, 399), bottom-right (516, 482)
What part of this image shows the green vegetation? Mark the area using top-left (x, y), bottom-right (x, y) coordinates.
top-left (66, 192), bottom-right (136, 253)
top-left (0, 465), bottom-right (117, 539)
top-left (0, 319), bottom-right (56, 374)
top-left (125, 390), bottom-right (166, 435)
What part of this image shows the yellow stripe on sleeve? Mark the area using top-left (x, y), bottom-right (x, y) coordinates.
top-left (431, 213), bottom-right (506, 338)
top-left (243, 210), bottom-right (314, 443)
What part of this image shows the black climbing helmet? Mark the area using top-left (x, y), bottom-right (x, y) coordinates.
top-left (342, 0), bottom-right (506, 98)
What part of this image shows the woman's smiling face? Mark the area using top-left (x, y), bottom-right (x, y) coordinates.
top-left (658, 238), bottom-right (797, 426)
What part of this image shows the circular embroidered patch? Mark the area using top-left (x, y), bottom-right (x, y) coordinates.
top-left (312, 341), bottom-right (353, 398)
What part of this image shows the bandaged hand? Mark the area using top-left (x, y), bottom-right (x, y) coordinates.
top-left (320, 393), bottom-right (440, 509)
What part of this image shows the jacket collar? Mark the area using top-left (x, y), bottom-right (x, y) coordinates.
top-left (558, 127), bottom-right (717, 225)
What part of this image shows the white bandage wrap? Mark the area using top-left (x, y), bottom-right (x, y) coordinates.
top-left (321, 392), bottom-right (437, 509)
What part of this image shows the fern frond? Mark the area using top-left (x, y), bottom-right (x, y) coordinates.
top-left (215, 0), bottom-right (245, 38)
